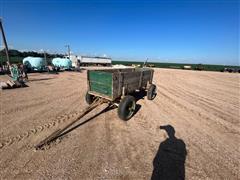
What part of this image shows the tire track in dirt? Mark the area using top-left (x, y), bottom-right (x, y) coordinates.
top-left (166, 84), bottom-right (239, 124)
top-left (153, 84), bottom-right (238, 151)
top-left (174, 83), bottom-right (239, 109)
top-left (0, 111), bottom-right (81, 150)
top-left (154, 83), bottom-right (237, 138)
top-left (156, 83), bottom-right (240, 135)
top-left (196, 73), bottom-right (239, 88)
top-left (174, 80), bottom-right (239, 108)
top-left (175, 74), bottom-right (239, 103)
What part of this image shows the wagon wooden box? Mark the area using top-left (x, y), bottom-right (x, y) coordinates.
top-left (86, 68), bottom-right (156, 120)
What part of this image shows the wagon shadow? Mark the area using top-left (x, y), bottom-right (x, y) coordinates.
top-left (54, 102), bottom-right (141, 141)
top-left (125, 90), bottom-right (146, 119)
top-left (132, 104), bottom-right (141, 118)
top-left (1, 83), bottom-right (29, 90)
top-left (132, 90), bottom-right (147, 101)
top-left (55, 105), bottom-right (115, 140)
top-left (151, 125), bottom-right (187, 180)
top-left (28, 77), bottom-right (55, 82)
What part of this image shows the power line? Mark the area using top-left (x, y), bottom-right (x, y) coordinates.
top-left (65, 45), bottom-right (71, 59)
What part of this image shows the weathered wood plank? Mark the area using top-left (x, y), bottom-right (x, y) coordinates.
top-left (87, 68), bottom-right (154, 101)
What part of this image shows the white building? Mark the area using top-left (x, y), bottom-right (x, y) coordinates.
top-left (68, 55), bottom-right (112, 67)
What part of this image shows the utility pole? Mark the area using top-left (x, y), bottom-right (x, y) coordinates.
top-left (65, 45), bottom-right (71, 60)
top-left (44, 51), bottom-right (47, 65)
top-left (0, 17), bottom-right (10, 65)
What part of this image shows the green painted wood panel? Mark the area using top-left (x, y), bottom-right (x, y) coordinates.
top-left (89, 71), bottom-right (112, 97)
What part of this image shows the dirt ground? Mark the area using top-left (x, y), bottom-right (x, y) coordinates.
top-left (0, 68), bottom-right (239, 179)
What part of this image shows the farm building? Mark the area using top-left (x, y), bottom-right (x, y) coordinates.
top-left (68, 55), bottom-right (78, 67)
top-left (77, 56), bottom-right (112, 66)
top-left (183, 65), bottom-right (192, 70)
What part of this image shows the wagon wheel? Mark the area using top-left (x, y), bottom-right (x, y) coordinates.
top-left (85, 92), bottom-right (95, 105)
top-left (118, 95), bottom-right (136, 120)
top-left (147, 84), bottom-right (157, 100)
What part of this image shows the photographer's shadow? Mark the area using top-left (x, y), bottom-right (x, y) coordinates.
top-left (151, 125), bottom-right (187, 180)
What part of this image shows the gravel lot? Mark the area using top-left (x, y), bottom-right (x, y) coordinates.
top-left (0, 68), bottom-right (239, 179)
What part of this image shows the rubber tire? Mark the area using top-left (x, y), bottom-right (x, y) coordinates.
top-left (85, 92), bottom-right (95, 105)
top-left (118, 95), bottom-right (136, 120)
top-left (147, 84), bottom-right (156, 100)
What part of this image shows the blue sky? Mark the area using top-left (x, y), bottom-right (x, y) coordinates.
top-left (0, 0), bottom-right (239, 65)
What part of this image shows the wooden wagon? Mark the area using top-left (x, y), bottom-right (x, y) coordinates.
top-left (86, 68), bottom-right (156, 120)
top-left (35, 67), bottom-right (156, 149)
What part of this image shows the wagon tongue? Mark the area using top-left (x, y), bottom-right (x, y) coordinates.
top-left (35, 98), bottom-right (109, 150)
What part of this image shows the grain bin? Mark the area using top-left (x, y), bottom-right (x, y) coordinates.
top-left (23, 57), bottom-right (46, 71)
top-left (52, 58), bottom-right (72, 69)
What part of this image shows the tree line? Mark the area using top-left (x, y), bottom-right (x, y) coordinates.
top-left (0, 49), bottom-right (64, 64)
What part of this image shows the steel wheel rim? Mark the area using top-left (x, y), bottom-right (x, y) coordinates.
top-left (126, 101), bottom-right (136, 118)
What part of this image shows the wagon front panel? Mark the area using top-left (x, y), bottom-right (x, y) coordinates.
top-left (88, 70), bottom-right (113, 100)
